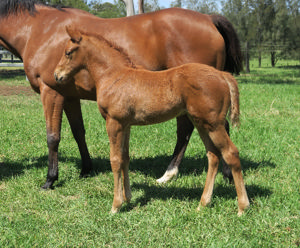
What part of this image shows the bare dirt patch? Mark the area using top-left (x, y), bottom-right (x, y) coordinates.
top-left (0, 85), bottom-right (34, 96)
top-left (0, 69), bottom-right (35, 96)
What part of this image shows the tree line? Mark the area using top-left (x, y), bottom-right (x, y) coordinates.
top-left (38, 0), bottom-right (300, 70)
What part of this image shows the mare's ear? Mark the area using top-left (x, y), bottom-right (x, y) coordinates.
top-left (66, 25), bottom-right (82, 43)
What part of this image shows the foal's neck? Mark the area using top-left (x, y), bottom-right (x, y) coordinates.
top-left (86, 37), bottom-right (134, 80)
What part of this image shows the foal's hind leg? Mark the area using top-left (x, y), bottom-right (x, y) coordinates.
top-left (221, 120), bottom-right (233, 183)
top-left (157, 115), bottom-right (194, 183)
top-left (208, 126), bottom-right (250, 215)
top-left (196, 129), bottom-right (221, 209)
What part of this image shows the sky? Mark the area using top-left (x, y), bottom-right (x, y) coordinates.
top-left (155, 0), bottom-right (171, 8)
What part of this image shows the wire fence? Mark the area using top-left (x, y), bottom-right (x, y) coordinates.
top-left (0, 48), bottom-right (23, 67)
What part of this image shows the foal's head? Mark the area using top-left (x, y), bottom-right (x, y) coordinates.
top-left (54, 25), bottom-right (135, 84)
top-left (54, 26), bottom-right (89, 83)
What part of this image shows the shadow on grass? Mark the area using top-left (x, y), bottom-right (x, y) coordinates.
top-left (126, 183), bottom-right (271, 211)
top-left (277, 65), bottom-right (300, 70)
top-left (239, 65), bottom-right (300, 85)
top-left (0, 154), bottom-right (274, 207)
top-left (0, 69), bottom-right (26, 79)
top-left (92, 155), bottom-right (275, 180)
top-left (0, 153), bottom-right (275, 183)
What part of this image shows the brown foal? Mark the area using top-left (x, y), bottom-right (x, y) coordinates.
top-left (54, 27), bottom-right (250, 215)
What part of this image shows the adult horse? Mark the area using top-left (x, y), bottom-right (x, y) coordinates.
top-left (0, 0), bottom-right (243, 189)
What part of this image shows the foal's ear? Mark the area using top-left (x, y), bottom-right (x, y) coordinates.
top-left (66, 25), bottom-right (82, 43)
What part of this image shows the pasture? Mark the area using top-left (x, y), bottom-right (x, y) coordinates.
top-left (0, 62), bottom-right (299, 247)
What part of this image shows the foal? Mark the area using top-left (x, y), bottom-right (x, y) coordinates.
top-left (54, 26), bottom-right (250, 215)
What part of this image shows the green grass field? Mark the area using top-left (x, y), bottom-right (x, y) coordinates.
top-left (0, 61), bottom-right (299, 247)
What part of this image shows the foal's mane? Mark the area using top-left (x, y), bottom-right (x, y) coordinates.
top-left (80, 30), bottom-right (137, 69)
top-left (0, 0), bottom-right (67, 17)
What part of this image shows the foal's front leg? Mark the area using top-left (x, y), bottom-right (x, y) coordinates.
top-left (106, 117), bottom-right (131, 213)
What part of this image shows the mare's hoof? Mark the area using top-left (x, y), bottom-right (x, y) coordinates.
top-left (79, 172), bottom-right (91, 178)
top-left (41, 183), bottom-right (54, 190)
top-left (80, 167), bottom-right (93, 178)
top-left (156, 167), bottom-right (178, 184)
top-left (40, 177), bottom-right (57, 190)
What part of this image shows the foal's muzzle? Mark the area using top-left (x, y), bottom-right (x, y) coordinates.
top-left (54, 72), bottom-right (64, 83)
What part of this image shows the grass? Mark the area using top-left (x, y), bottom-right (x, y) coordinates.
top-left (0, 62), bottom-right (299, 247)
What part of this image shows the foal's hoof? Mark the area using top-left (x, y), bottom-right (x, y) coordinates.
top-left (196, 202), bottom-right (210, 212)
top-left (238, 208), bottom-right (248, 217)
top-left (111, 206), bottom-right (120, 214)
top-left (237, 202), bottom-right (250, 216)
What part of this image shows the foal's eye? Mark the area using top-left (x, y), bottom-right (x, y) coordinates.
top-left (65, 51), bottom-right (72, 57)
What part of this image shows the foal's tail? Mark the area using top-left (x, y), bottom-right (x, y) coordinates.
top-left (223, 72), bottom-right (240, 127)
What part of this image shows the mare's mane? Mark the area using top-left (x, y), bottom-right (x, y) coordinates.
top-left (0, 0), bottom-right (67, 17)
top-left (80, 30), bottom-right (137, 69)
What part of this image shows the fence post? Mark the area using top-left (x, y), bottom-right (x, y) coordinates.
top-left (245, 42), bottom-right (250, 73)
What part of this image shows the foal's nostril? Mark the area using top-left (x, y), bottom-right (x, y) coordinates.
top-left (54, 72), bottom-right (63, 82)
top-left (54, 72), bottom-right (58, 82)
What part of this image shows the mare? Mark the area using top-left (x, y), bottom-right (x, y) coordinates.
top-left (54, 27), bottom-right (250, 215)
top-left (0, 0), bottom-right (243, 189)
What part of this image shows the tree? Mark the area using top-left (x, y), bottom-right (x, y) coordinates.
top-left (143, 0), bottom-right (161, 12)
top-left (171, 0), bottom-right (183, 7)
top-left (184, 0), bottom-right (219, 13)
top-left (222, 0), bottom-right (299, 69)
top-left (41, 0), bottom-right (90, 11)
top-left (89, 1), bottom-right (126, 18)
top-left (287, 0), bottom-right (300, 61)
top-left (251, 0), bottom-right (275, 67)
top-left (121, 0), bottom-right (135, 16)
top-left (139, 0), bottom-right (144, 14)
top-left (222, 0), bottom-right (255, 72)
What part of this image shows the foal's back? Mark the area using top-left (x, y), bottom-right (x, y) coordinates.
top-left (98, 63), bottom-right (231, 126)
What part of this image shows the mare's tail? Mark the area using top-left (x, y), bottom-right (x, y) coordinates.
top-left (211, 15), bottom-right (243, 75)
top-left (223, 72), bottom-right (240, 127)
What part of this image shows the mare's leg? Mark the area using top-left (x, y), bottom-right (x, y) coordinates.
top-left (208, 126), bottom-right (250, 215)
top-left (63, 98), bottom-right (92, 177)
top-left (40, 84), bottom-right (64, 189)
top-left (222, 120), bottom-right (233, 183)
top-left (106, 117), bottom-right (130, 213)
top-left (157, 116), bottom-right (233, 183)
top-left (157, 115), bottom-right (194, 183)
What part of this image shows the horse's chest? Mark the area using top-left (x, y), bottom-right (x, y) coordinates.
top-left (97, 90), bottom-right (131, 119)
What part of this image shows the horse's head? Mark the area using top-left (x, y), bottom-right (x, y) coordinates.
top-left (54, 26), bottom-right (86, 84)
